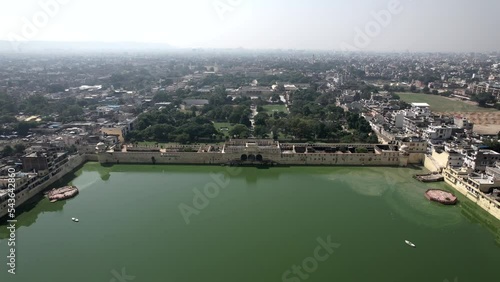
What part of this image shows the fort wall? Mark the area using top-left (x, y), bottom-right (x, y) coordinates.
top-left (97, 151), bottom-right (405, 166)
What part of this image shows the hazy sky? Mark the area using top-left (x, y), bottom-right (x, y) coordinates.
top-left (0, 0), bottom-right (499, 52)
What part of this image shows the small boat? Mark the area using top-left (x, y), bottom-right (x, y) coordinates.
top-left (74, 219), bottom-right (79, 223)
top-left (405, 240), bottom-right (416, 247)
top-left (71, 217), bottom-right (76, 221)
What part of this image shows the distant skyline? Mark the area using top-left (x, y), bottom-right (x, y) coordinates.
top-left (0, 0), bottom-right (499, 53)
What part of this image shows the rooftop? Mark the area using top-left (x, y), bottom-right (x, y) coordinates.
top-left (411, 103), bottom-right (430, 108)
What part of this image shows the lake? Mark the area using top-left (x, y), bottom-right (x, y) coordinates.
top-left (1, 163), bottom-right (499, 282)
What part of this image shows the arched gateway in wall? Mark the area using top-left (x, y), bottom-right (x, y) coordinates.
top-left (240, 154), bottom-right (264, 162)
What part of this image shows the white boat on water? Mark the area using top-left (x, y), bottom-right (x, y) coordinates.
top-left (405, 240), bottom-right (416, 247)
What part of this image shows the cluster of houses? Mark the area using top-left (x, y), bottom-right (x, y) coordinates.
top-left (350, 95), bottom-right (500, 219)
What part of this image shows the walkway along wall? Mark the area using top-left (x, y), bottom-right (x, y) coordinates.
top-left (97, 151), bottom-right (406, 166)
top-left (0, 154), bottom-right (88, 219)
top-left (443, 168), bottom-right (500, 220)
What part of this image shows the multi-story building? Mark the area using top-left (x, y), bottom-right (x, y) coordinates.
top-left (21, 153), bottom-right (49, 172)
top-left (425, 125), bottom-right (453, 141)
top-left (463, 149), bottom-right (500, 172)
top-left (402, 103), bottom-right (433, 136)
top-left (443, 166), bottom-right (500, 220)
top-left (454, 116), bottom-right (474, 131)
top-left (471, 82), bottom-right (500, 98)
top-left (431, 148), bottom-right (464, 169)
top-left (238, 86), bottom-right (274, 98)
top-left (396, 136), bottom-right (427, 154)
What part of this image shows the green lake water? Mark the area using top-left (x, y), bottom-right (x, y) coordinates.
top-left (1, 163), bottom-right (499, 282)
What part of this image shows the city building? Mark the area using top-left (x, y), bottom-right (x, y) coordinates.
top-left (425, 126), bottom-right (453, 141)
top-left (464, 149), bottom-right (500, 172)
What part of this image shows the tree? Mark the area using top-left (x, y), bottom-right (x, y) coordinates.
top-left (356, 147), bottom-right (368, 153)
top-left (0, 115), bottom-right (17, 123)
top-left (62, 105), bottom-right (84, 119)
top-left (16, 122), bottom-right (38, 136)
top-left (472, 93), bottom-right (496, 107)
top-left (229, 124), bottom-right (250, 138)
top-left (2, 145), bottom-right (14, 157)
top-left (254, 125), bottom-right (269, 138)
top-left (47, 84), bottom-right (66, 93)
top-left (483, 139), bottom-right (500, 153)
top-left (390, 93), bottom-right (401, 100)
top-left (153, 92), bottom-right (169, 103)
top-left (239, 115), bottom-right (252, 128)
top-left (271, 93), bottom-right (281, 103)
top-left (14, 144), bottom-right (26, 154)
top-left (20, 95), bottom-right (50, 115)
top-left (410, 85), bottom-right (417, 92)
top-left (0, 93), bottom-right (17, 115)
top-left (423, 86), bottom-right (430, 94)
top-left (254, 113), bottom-right (269, 126)
top-left (175, 133), bottom-right (190, 144)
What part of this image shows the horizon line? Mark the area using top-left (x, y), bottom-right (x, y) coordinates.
top-left (0, 40), bottom-right (499, 55)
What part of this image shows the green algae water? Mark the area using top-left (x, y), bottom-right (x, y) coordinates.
top-left (1, 163), bottom-right (499, 282)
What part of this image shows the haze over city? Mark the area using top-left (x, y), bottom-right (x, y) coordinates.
top-left (1, 1), bottom-right (500, 282)
top-left (0, 0), bottom-right (499, 52)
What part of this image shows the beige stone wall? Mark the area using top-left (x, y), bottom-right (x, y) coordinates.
top-left (0, 154), bottom-right (87, 219)
top-left (444, 171), bottom-right (500, 220)
top-left (85, 154), bottom-right (99, 162)
top-left (98, 151), bottom-right (403, 166)
top-left (432, 150), bottom-right (450, 168)
top-left (98, 152), bottom-right (229, 165)
top-left (424, 155), bottom-right (440, 172)
top-left (277, 152), bottom-right (400, 166)
top-left (408, 153), bottom-right (424, 164)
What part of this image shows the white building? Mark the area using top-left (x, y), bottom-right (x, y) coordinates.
top-left (406, 103), bottom-right (431, 118)
top-left (393, 112), bottom-right (405, 129)
top-left (425, 126), bottom-right (453, 140)
top-left (464, 150), bottom-right (500, 172)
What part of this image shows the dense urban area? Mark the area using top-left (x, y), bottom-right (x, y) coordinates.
top-left (1, 50), bottom-right (500, 219)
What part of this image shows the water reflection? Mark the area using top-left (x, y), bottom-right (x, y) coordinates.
top-left (0, 167), bottom-right (96, 237)
top-left (0, 196), bottom-right (67, 239)
top-left (324, 166), bottom-right (467, 229)
top-left (460, 200), bottom-right (500, 246)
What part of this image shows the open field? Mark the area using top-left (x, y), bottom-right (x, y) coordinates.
top-left (397, 93), bottom-right (500, 134)
top-left (262, 104), bottom-right (288, 113)
top-left (397, 93), bottom-right (495, 113)
top-left (446, 112), bottom-right (500, 135)
top-left (214, 122), bottom-right (235, 137)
